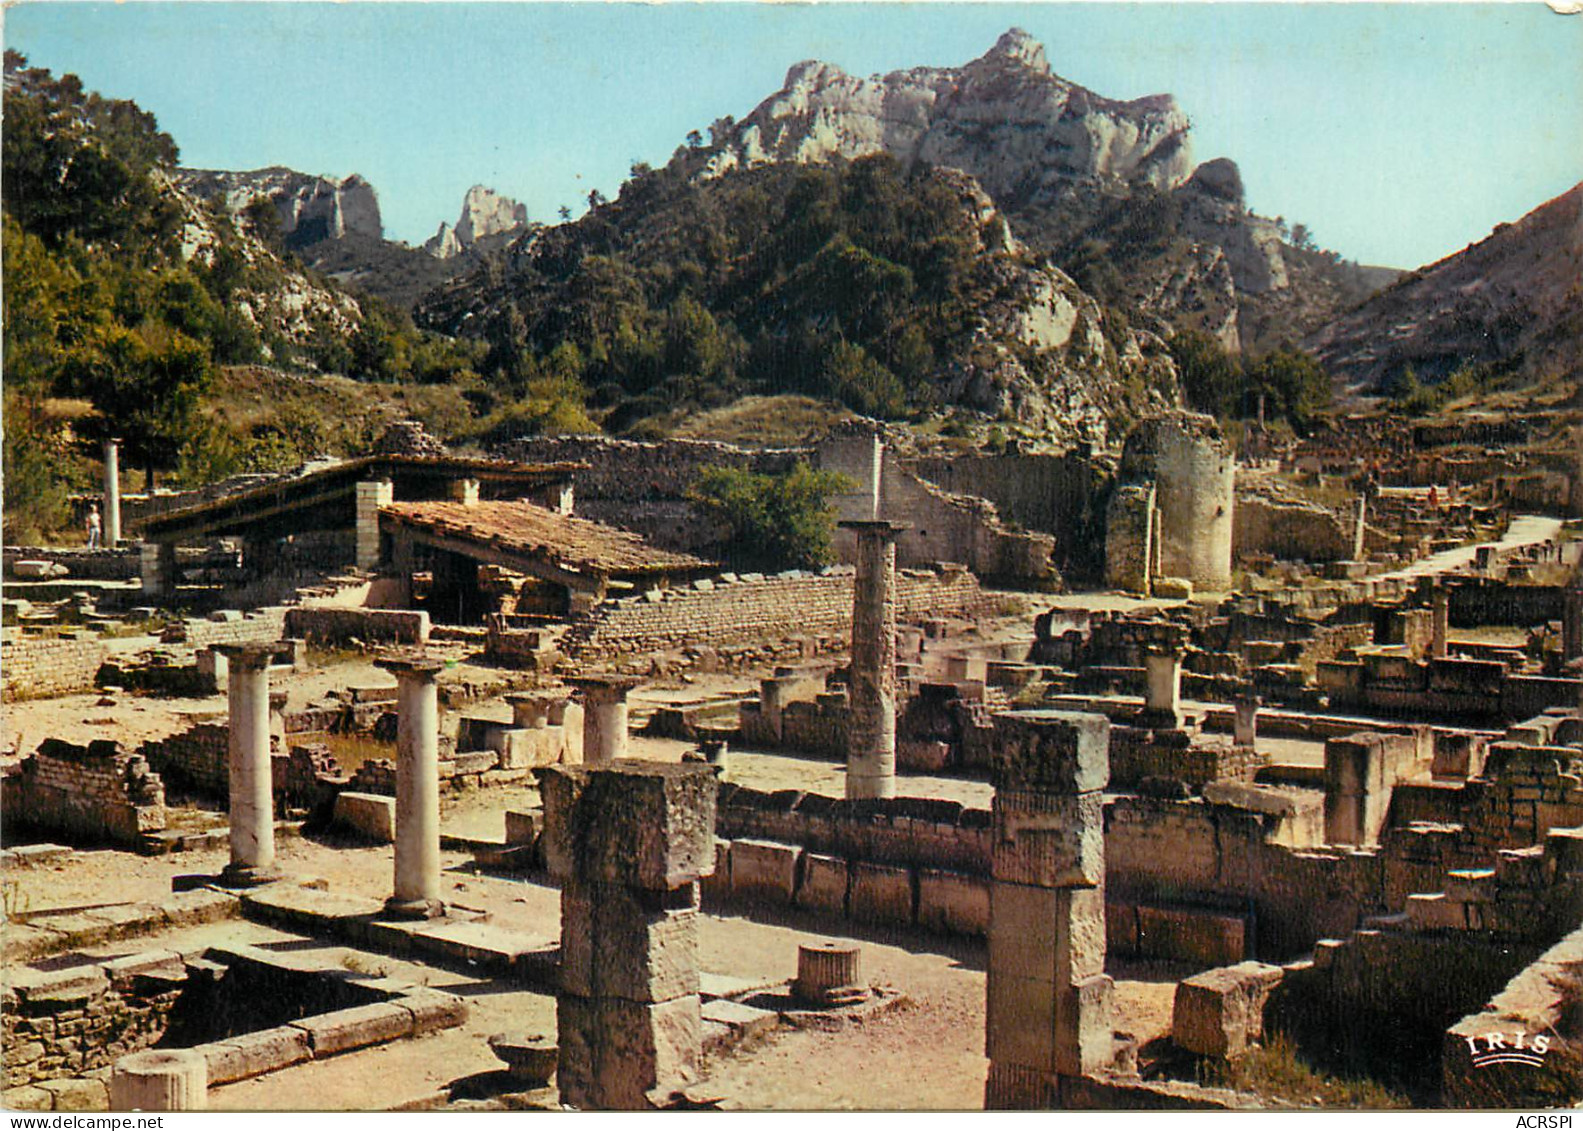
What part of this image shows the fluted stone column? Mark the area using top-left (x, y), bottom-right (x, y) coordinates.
top-left (568, 675), bottom-right (641, 765)
top-left (538, 761), bottom-right (717, 1110)
top-left (984, 712), bottom-right (1115, 1109)
top-left (215, 644), bottom-right (282, 887)
top-left (102, 438), bottom-right (122, 547)
top-left (841, 520), bottom-right (905, 800)
top-left (376, 655), bottom-right (446, 918)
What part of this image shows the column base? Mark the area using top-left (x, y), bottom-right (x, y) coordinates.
top-left (218, 863), bottom-right (285, 888)
top-left (844, 774), bottom-right (897, 801)
top-left (384, 896), bottom-right (446, 920)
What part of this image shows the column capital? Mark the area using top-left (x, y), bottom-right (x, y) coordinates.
top-left (567, 674), bottom-right (644, 698)
top-left (212, 642), bottom-right (278, 668)
top-left (838, 519), bottom-right (909, 538)
top-left (374, 653), bottom-right (446, 679)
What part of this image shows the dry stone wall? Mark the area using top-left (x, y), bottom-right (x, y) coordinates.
top-left (1, 739), bottom-right (165, 846)
top-left (1, 636), bottom-right (111, 699)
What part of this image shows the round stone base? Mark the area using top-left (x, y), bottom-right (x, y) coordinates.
top-left (218, 863), bottom-right (285, 888)
top-left (384, 896), bottom-right (446, 920)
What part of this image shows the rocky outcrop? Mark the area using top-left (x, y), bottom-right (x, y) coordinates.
top-left (423, 185), bottom-right (531, 258)
top-left (1306, 181), bottom-right (1583, 394)
top-left (173, 166), bottom-right (383, 248)
top-left (690, 28), bottom-right (1193, 204)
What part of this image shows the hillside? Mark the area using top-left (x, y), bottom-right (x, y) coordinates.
top-left (1306, 181), bottom-right (1583, 396)
top-left (416, 154), bottom-right (1183, 451)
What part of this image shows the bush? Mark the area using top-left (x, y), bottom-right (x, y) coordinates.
top-left (689, 462), bottom-right (855, 571)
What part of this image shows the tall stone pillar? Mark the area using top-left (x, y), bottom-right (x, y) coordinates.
top-left (1233, 693), bottom-right (1260, 748)
top-left (1140, 648), bottom-right (1183, 730)
top-left (375, 655), bottom-right (446, 918)
top-left (984, 712), bottom-right (1114, 1109)
top-left (1352, 494), bottom-right (1368, 561)
top-left (139, 542), bottom-right (178, 601)
top-left (841, 520), bottom-right (905, 800)
top-left (538, 762), bottom-right (717, 1110)
top-left (758, 673), bottom-right (801, 744)
top-left (1431, 586), bottom-right (1450, 660)
top-left (1323, 733), bottom-right (1391, 847)
top-left (568, 676), bottom-right (641, 765)
top-left (102, 437), bottom-right (122, 547)
top-left (215, 644), bottom-right (282, 886)
top-left (355, 478), bottom-right (394, 571)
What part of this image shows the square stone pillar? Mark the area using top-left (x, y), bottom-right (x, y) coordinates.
top-left (102, 437), bottom-right (122, 547)
top-left (1431, 586), bottom-right (1450, 659)
top-left (1232, 692), bottom-right (1260, 748)
top-left (449, 477), bottom-right (480, 505)
top-left (1323, 732), bottom-right (1391, 847)
top-left (840, 520), bottom-right (906, 799)
top-left (1352, 493), bottom-right (1368, 561)
top-left (140, 541), bottom-right (178, 601)
top-left (984, 711), bottom-right (1114, 1109)
top-left (214, 644), bottom-right (284, 887)
top-left (537, 762), bottom-right (717, 1110)
top-left (757, 674), bottom-right (801, 744)
top-left (356, 478), bottom-right (394, 571)
top-left (1140, 648), bottom-right (1183, 730)
top-left (567, 675), bottom-right (642, 765)
top-left (375, 654), bottom-right (447, 918)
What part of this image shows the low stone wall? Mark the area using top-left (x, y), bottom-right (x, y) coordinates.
top-left (1448, 581), bottom-right (1564, 629)
top-left (139, 723), bottom-right (231, 798)
top-left (2, 546), bottom-right (140, 580)
top-left (2, 952), bottom-right (187, 1090)
top-left (1109, 729), bottom-right (1262, 790)
top-left (0, 636), bottom-right (111, 699)
top-left (1, 739), bottom-right (165, 846)
top-left (562, 564), bottom-right (988, 661)
top-left (1233, 494), bottom-right (1350, 563)
top-left (283, 606), bottom-right (429, 646)
top-left (177, 607), bottom-right (289, 650)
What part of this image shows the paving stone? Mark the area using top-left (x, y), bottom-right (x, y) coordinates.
top-left (395, 988), bottom-right (469, 1034)
top-left (289, 1001), bottom-right (414, 1057)
top-left (700, 998), bottom-right (778, 1041)
top-left (35, 1077), bottom-right (107, 1112)
top-left (201, 1025), bottom-right (312, 1085)
top-left (413, 920), bottom-right (552, 971)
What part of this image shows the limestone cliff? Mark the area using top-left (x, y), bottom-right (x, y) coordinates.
top-left (692, 28), bottom-right (1192, 204)
top-left (424, 185), bottom-right (531, 259)
top-left (173, 166), bottom-right (384, 248)
top-left (1306, 181), bottom-right (1583, 395)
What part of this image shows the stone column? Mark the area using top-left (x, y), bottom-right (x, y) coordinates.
top-left (215, 644), bottom-right (282, 886)
top-left (984, 712), bottom-right (1114, 1109)
top-left (1140, 648), bottom-right (1183, 730)
top-left (139, 541), bottom-right (178, 601)
top-left (355, 478), bottom-right (394, 571)
top-left (449, 477), bottom-right (480, 505)
top-left (841, 520), bottom-right (905, 800)
top-left (375, 655), bottom-right (446, 918)
top-left (1233, 693), bottom-right (1260, 748)
top-left (538, 762), bottom-right (717, 1110)
top-left (758, 673), bottom-right (801, 744)
top-left (567, 676), bottom-right (641, 765)
top-left (102, 437), bottom-right (122, 547)
top-left (1352, 493), bottom-right (1368, 561)
top-left (1431, 587), bottom-right (1450, 660)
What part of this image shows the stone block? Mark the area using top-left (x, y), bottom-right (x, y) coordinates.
top-left (795, 853), bottom-right (849, 916)
top-left (728, 839), bottom-right (801, 905)
top-left (413, 920), bottom-right (552, 972)
top-left (395, 988), bottom-right (468, 1032)
top-left (202, 1025), bottom-right (311, 1085)
top-left (559, 883), bottom-right (699, 1003)
top-left (35, 1077), bottom-right (106, 1112)
top-left (159, 889), bottom-right (238, 929)
top-left (290, 1002), bottom-right (413, 1057)
top-left (700, 998), bottom-right (779, 1042)
top-left (984, 1061), bottom-right (1059, 1110)
top-left (989, 884), bottom-right (1106, 989)
top-left (916, 868), bottom-right (990, 936)
top-left (1106, 899), bottom-right (1139, 956)
top-left (557, 993), bottom-right (701, 1110)
top-left (332, 791), bottom-right (395, 842)
top-left (849, 860), bottom-right (915, 926)
top-left (988, 712), bottom-right (1110, 793)
top-left (537, 762), bottom-right (716, 890)
top-left (991, 791), bottom-right (1105, 888)
top-left (1172, 962), bottom-right (1284, 1058)
top-left (504, 810), bottom-right (538, 845)
top-left (1136, 905), bottom-right (1248, 967)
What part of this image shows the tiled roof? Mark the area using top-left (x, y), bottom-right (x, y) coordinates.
top-left (381, 500), bottom-right (711, 576)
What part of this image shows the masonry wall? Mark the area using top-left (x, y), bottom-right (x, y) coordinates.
top-left (283, 606), bottom-right (429, 646)
top-left (1, 636), bottom-right (110, 699)
top-left (867, 460), bottom-right (1056, 582)
top-left (1105, 484), bottom-right (1155, 593)
top-left (1447, 582), bottom-right (1565, 629)
top-left (905, 451), bottom-right (1103, 559)
top-left (1, 739), bottom-right (165, 846)
top-left (2, 547), bottom-right (140, 580)
top-left (1233, 494), bottom-right (1351, 563)
top-left (561, 564), bottom-right (988, 660)
top-left (139, 724), bottom-right (232, 798)
top-left (178, 607), bottom-right (289, 650)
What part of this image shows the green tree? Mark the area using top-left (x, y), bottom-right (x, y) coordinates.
top-left (1168, 330), bottom-right (1242, 419)
top-left (689, 462), bottom-right (854, 571)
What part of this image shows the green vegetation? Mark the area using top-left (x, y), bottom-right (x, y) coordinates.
top-left (1198, 1033), bottom-right (1411, 1109)
top-left (688, 462), bottom-right (854, 571)
top-left (1169, 329), bottom-right (1331, 432)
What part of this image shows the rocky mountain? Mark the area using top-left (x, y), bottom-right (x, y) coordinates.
top-left (1305, 181), bottom-right (1583, 396)
top-left (424, 185), bottom-right (532, 259)
top-left (693, 28), bottom-right (1192, 207)
top-left (173, 166), bottom-right (384, 248)
top-left (677, 29), bottom-right (1396, 356)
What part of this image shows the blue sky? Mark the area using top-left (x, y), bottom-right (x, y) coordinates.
top-left (5, 2), bottom-right (1579, 270)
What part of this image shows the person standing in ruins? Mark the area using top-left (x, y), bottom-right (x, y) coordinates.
top-left (85, 503), bottom-right (102, 549)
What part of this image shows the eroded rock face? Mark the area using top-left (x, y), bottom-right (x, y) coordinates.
top-left (173, 166), bottom-right (383, 247)
top-left (693, 28), bottom-right (1193, 203)
top-left (424, 185), bottom-right (530, 258)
